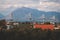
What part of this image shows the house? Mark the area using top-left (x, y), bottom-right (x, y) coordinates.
top-left (33, 22), bottom-right (54, 30)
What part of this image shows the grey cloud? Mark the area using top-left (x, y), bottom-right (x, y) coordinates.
top-left (0, 0), bottom-right (60, 13)
top-left (40, 0), bottom-right (60, 3)
top-left (0, 0), bottom-right (60, 5)
top-left (0, 0), bottom-right (38, 5)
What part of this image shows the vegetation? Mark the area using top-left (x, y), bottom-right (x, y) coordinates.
top-left (0, 28), bottom-right (60, 40)
top-left (0, 20), bottom-right (60, 40)
top-left (0, 20), bottom-right (6, 26)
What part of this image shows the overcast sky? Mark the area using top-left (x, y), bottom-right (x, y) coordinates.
top-left (0, 0), bottom-right (60, 15)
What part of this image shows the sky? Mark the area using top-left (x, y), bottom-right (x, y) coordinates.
top-left (0, 0), bottom-right (60, 15)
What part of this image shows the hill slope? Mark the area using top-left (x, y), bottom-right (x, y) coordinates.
top-left (6, 7), bottom-right (60, 22)
top-left (0, 13), bottom-right (4, 20)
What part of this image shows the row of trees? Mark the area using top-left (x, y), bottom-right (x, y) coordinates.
top-left (0, 20), bottom-right (6, 26)
top-left (0, 28), bottom-right (60, 40)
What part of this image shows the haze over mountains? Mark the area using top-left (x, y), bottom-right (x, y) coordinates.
top-left (0, 7), bottom-right (60, 22)
top-left (0, 13), bottom-right (4, 20)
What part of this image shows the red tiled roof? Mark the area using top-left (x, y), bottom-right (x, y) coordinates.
top-left (34, 24), bottom-right (54, 30)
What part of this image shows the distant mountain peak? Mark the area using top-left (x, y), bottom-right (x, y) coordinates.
top-left (4, 7), bottom-right (60, 22)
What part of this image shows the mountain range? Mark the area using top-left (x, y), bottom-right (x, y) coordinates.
top-left (0, 7), bottom-right (60, 22)
top-left (0, 13), bottom-right (4, 20)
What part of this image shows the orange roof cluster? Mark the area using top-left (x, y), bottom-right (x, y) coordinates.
top-left (34, 24), bottom-right (54, 30)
